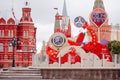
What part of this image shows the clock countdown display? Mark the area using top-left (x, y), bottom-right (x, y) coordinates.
top-left (51, 34), bottom-right (66, 47)
top-left (90, 8), bottom-right (107, 28)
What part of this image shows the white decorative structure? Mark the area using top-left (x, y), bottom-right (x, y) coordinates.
top-left (31, 44), bottom-right (120, 68)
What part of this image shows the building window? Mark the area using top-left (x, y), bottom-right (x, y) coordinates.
top-left (2, 55), bottom-right (4, 60)
top-left (24, 56), bottom-right (28, 61)
top-left (8, 64), bottom-right (12, 67)
top-left (0, 43), bottom-right (4, 52)
top-left (8, 30), bottom-right (10, 37)
top-left (16, 64), bottom-right (19, 67)
top-left (111, 33), bottom-right (117, 40)
top-left (8, 55), bottom-right (12, 60)
top-left (24, 12), bottom-right (29, 17)
top-left (24, 30), bottom-right (28, 38)
top-left (24, 44), bottom-right (28, 51)
top-left (0, 30), bottom-right (4, 37)
top-left (0, 64), bottom-right (4, 68)
top-left (25, 13), bottom-right (28, 17)
top-left (2, 30), bottom-right (4, 37)
top-left (11, 30), bottom-right (13, 37)
top-left (8, 30), bottom-right (13, 37)
top-left (24, 64), bottom-right (28, 67)
top-left (0, 56), bottom-right (1, 60)
top-left (8, 45), bottom-right (13, 52)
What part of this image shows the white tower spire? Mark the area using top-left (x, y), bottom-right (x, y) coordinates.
top-left (62, 0), bottom-right (68, 16)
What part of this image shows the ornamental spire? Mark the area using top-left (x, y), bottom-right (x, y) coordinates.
top-left (93, 0), bottom-right (105, 10)
top-left (25, 2), bottom-right (28, 6)
top-left (24, 1), bottom-right (30, 8)
top-left (62, 0), bottom-right (68, 16)
top-left (11, 0), bottom-right (17, 21)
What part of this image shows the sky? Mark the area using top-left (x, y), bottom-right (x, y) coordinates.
top-left (0, 0), bottom-right (120, 53)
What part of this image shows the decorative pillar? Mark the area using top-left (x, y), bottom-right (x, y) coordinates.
top-left (98, 28), bottom-right (100, 42)
top-left (114, 54), bottom-right (117, 67)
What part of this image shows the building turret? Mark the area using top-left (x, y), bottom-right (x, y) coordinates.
top-left (93, 0), bottom-right (105, 10)
top-left (20, 2), bottom-right (33, 23)
top-left (54, 12), bottom-right (61, 33)
top-left (54, 0), bottom-right (71, 38)
top-left (18, 1), bottom-right (36, 52)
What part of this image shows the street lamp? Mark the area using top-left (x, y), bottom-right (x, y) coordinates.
top-left (31, 48), bottom-right (36, 54)
top-left (8, 36), bottom-right (21, 67)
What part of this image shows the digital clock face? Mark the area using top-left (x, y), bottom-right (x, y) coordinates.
top-left (52, 35), bottom-right (66, 47)
top-left (90, 8), bottom-right (107, 28)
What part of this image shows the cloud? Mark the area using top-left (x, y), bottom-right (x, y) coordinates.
top-left (35, 23), bottom-right (54, 52)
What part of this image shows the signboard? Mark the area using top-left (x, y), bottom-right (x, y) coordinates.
top-left (90, 8), bottom-right (107, 28)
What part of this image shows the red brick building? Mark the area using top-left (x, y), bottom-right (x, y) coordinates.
top-left (0, 2), bottom-right (36, 68)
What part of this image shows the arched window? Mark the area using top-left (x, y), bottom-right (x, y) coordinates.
top-left (0, 30), bottom-right (4, 37)
top-left (24, 30), bottom-right (28, 38)
top-left (8, 30), bottom-right (13, 37)
top-left (0, 43), bottom-right (4, 52)
top-left (8, 44), bottom-right (13, 52)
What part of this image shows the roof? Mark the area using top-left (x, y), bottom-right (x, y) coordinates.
top-left (93, 0), bottom-right (105, 10)
top-left (0, 9), bottom-right (15, 21)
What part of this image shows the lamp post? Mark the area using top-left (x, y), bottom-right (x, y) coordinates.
top-left (31, 48), bottom-right (36, 54)
top-left (8, 36), bottom-right (20, 67)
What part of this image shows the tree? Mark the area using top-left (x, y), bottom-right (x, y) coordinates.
top-left (107, 40), bottom-right (120, 66)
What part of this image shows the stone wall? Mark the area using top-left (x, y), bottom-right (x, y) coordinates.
top-left (40, 69), bottom-right (120, 80)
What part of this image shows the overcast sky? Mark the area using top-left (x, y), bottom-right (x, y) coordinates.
top-left (0, 0), bottom-right (120, 52)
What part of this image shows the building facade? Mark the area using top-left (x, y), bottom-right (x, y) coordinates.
top-left (0, 2), bottom-right (36, 68)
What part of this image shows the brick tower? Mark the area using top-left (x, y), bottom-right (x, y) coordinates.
top-left (18, 2), bottom-right (36, 52)
top-left (89, 0), bottom-right (111, 42)
top-left (54, 0), bottom-right (71, 38)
